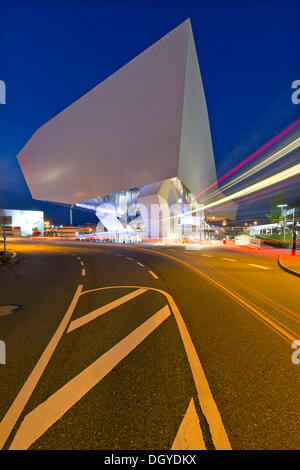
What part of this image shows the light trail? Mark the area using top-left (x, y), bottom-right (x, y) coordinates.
top-left (204, 136), bottom-right (300, 202)
top-left (165, 163), bottom-right (300, 221)
top-left (205, 176), bottom-right (300, 214)
top-left (187, 116), bottom-right (300, 203)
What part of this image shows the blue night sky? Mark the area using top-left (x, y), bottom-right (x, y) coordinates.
top-left (0, 0), bottom-right (299, 224)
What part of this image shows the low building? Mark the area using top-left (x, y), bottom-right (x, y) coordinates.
top-left (44, 224), bottom-right (97, 238)
top-left (0, 209), bottom-right (44, 237)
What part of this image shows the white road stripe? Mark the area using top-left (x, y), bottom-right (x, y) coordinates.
top-left (81, 269), bottom-right (86, 276)
top-left (165, 291), bottom-right (231, 450)
top-left (148, 270), bottom-right (159, 279)
top-left (0, 285), bottom-right (83, 449)
top-left (136, 262), bottom-right (144, 267)
top-left (201, 254), bottom-right (212, 258)
top-left (248, 263), bottom-right (270, 270)
top-left (74, 284), bottom-right (232, 450)
top-left (67, 288), bottom-right (147, 333)
top-left (10, 305), bottom-right (171, 450)
top-left (80, 261), bottom-right (84, 266)
top-left (126, 257), bottom-right (133, 261)
top-left (221, 258), bottom-right (236, 262)
top-left (171, 398), bottom-right (206, 450)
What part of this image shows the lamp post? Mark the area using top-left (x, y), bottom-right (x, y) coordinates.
top-left (277, 204), bottom-right (288, 245)
top-left (282, 207), bottom-right (296, 255)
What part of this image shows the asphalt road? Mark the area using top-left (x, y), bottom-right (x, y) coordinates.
top-left (0, 240), bottom-right (299, 450)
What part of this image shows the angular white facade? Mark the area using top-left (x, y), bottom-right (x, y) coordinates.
top-left (18, 19), bottom-right (218, 206)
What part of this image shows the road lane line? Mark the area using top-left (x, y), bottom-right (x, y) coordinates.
top-left (67, 288), bottom-right (148, 333)
top-left (126, 257), bottom-right (133, 260)
top-left (80, 261), bottom-right (84, 266)
top-left (148, 270), bottom-right (159, 279)
top-left (0, 284), bottom-right (83, 449)
top-left (248, 264), bottom-right (270, 270)
top-left (221, 258), bottom-right (236, 262)
top-left (136, 262), bottom-right (144, 267)
top-left (130, 246), bottom-right (294, 344)
top-left (201, 254), bottom-right (212, 258)
top-left (171, 398), bottom-right (206, 450)
top-left (10, 305), bottom-right (171, 450)
top-left (81, 269), bottom-right (86, 276)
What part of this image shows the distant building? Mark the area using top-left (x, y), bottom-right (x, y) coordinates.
top-left (44, 224), bottom-right (97, 238)
top-left (0, 209), bottom-right (44, 237)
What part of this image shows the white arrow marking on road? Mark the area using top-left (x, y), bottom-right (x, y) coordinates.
top-left (67, 288), bottom-right (147, 333)
top-left (9, 305), bottom-right (171, 450)
top-left (171, 398), bottom-right (206, 450)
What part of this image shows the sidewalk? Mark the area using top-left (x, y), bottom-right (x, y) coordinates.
top-left (278, 253), bottom-right (300, 277)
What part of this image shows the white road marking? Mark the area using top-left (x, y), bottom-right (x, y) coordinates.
top-left (167, 250), bottom-right (177, 252)
top-left (148, 270), bottom-right (159, 279)
top-left (136, 262), bottom-right (144, 267)
top-left (0, 285), bottom-right (83, 449)
top-left (80, 261), bottom-right (84, 266)
top-left (248, 263), bottom-right (270, 270)
top-left (126, 257), bottom-right (133, 261)
top-left (67, 288), bottom-right (147, 333)
top-left (165, 291), bottom-right (231, 450)
top-left (81, 269), bottom-right (86, 276)
top-left (221, 258), bottom-right (236, 262)
top-left (201, 254), bottom-right (212, 258)
top-left (116, 254), bottom-right (122, 257)
top-left (9, 305), bottom-right (171, 450)
top-left (76, 256), bottom-right (81, 260)
top-left (74, 284), bottom-right (232, 450)
top-left (171, 398), bottom-right (206, 450)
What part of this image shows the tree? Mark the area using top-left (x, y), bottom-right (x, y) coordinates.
top-left (32, 227), bottom-right (41, 236)
top-left (266, 190), bottom-right (289, 223)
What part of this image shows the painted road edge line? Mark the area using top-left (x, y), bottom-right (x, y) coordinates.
top-left (9, 305), bottom-right (171, 450)
top-left (0, 284), bottom-right (83, 449)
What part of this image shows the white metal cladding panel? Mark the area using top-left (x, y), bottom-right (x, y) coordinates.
top-left (178, 26), bottom-right (217, 200)
top-left (18, 20), bottom-right (191, 204)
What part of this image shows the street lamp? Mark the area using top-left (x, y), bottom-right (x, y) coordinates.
top-left (277, 204), bottom-right (288, 245)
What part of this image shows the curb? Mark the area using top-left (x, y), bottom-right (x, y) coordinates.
top-left (0, 251), bottom-right (22, 269)
top-left (277, 255), bottom-right (300, 278)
